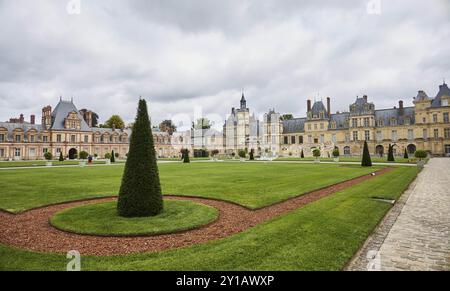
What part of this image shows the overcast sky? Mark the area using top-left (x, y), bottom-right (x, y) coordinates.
top-left (0, 0), bottom-right (449, 129)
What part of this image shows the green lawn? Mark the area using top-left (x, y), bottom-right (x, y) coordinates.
top-left (0, 166), bottom-right (419, 271)
top-left (0, 163), bottom-right (378, 213)
top-left (50, 200), bottom-right (218, 236)
top-left (0, 160), bottom-right (107, 168)
top-left (275, 157), bottom-right (415, 164)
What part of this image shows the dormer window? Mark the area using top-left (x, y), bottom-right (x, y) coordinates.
top-left (390, 118), bottom-right (397, 126)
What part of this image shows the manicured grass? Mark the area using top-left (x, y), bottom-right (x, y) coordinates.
top-left (0, 163), bottom-right (378, 213)
top-left (50, 200), bottom-right (218, 236)
top-left (0, 160), bottom-right (107, 168)
top-left (0, 166), bottom-right (419, 271)
top-left (275, 157), bottom-right (415, 164)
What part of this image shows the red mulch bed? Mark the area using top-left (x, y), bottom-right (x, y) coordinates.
top-left (0, 168), bottom-right (391, 256)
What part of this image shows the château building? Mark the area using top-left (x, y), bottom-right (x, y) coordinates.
top-left (1, 82), bottom-right (449, 161)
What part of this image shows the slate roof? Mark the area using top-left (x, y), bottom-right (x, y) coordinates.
top-left (311, 101), bottom-right (329, 118)
top-left (431, 83), bottom-right (450, 107)
top-left (374, 107), bottom-right (415, 126)
top-left (329, 112), bottom-right (350, 130)
top-left (0, 122), bottom-right (44, 141)
top-left (51, 99), bottom-right (91, 131)
top-left (282, 118), bottom-right (306, 134)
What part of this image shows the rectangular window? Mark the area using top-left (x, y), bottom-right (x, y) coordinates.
top-left (29, 148), bottom-right (36, 157)
top-left (314, 124), bottom-right (317, 130)
top-left (353, 131), bottom-right (358, 141)
top-left (423, 129), bottom-right (428, 139)
top-left (57, 134), bottom-right (62, 142)
top-left (308, 135), bottom-right (312, 143)
top-left (84, 135), bottom-right (89, 143)
top-left (391, 130), bottom-right (398, 141)
top-left (408, 129), bottom-right (414, 140)
top-left (0, 134), bottom-right (4, 142)
top-left (14, 148), bottom-right (21, 157)
top-left (391, 119), bottom-right (397, 126)
top-left (345, 134), bottom-right (350, 143)
top-left (299, 136), bottom-right (303, 144)
top-left (56, 148), bottom-right (61, 154)
top-left (320, 123), bottom-right (324, 130)
top-left (444, 113), bottom-right (449, 123)
top-left (434, 129), bottom-right (439, 139)
top-left (423, 117), bottom-right (426, 123)
top-left (15, 135), bottom-right (21, 142)
top-left (376, 131), bottom-right (382, 141)
top-left (291, 136), bottom-right (296, 144)
top-left (365, 130), bottom-right (370, 141)
top-left (352, 119), bottom-right (358, 128)
top-left (0, 148), bottom-right (4, 157)
top-left (444, 128), bottom-right (450, 139)
top-left (320, 134), bottom-right (324, 144)
top-left (43, 148), bottom-right (48, 154)
top-left (433, 114), bottom-right (438, 123)
top-left (364, 118), bottom-right (370, 127)
top-left (332, 134), bottom-right (337, 143)
top-left (43, 136), bottom-right (48, 142)
top-left (30, 135), bottom-right (35, 142)
top-left (307, 124), bottom-right (311, 131)
top-left (284, 136), bottom-right (289, 144)
top-left (71, 135), bottom-right (76, 143)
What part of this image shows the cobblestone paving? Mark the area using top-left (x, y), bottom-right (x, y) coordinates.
top-left (347, 158), bottom-right (450, 271)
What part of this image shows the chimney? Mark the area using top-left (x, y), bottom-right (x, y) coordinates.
top-left (19, 114), bottom-right (24, 123)
top-left (30, 115), bottom-right (35, 125)
top-left (327, 97), bottom-right (331, 117)
top-left (307, 100), bottom-right (312, 112)
top-left (363, 95), bottom-right (368, 102)
top-left (399, 100), bottom-right (404, 110)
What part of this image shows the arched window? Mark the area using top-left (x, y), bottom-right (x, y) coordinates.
top-left (344, 146), bottom-right (351, 156)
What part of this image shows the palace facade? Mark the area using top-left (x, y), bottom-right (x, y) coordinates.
top-left (1, 82), bottom-right (450, 161)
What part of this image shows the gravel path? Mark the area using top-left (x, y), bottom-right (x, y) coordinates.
top-left (0, 168), bottom-right (391, 256)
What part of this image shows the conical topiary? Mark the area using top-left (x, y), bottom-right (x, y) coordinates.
top-left (183, 149), bottom-right (190, 163)
top-left (361, 141), bottom-right (372, 167)
top-left (111, 150), bottom-right (116, 163)
top-left (387, 144), bottom-right (395, 162)
top-left (117, 99), bottom-right (163, 217)
top-left (301, 150), bottom-right (304, 159)
top-left (404, 148), bottom-right (409, 159)
top-left (59, 152), bottom-right (64, 162)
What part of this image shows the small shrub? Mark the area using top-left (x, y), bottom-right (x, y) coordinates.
top-left (105, 153), bottom-right (112, 160)
top-left (79, 151), bottom-right (89, 160)
top-left (312, 149), bottom-right (321, 158)
top-left (414, 150), bottom-right (427, 160)
top-left (238, 150), bottom-right (246, 159)
top-left (44, 152), bottom-right (53, 161)
top-left (332, 148), bottom-right (340, 158)
top-left (183, 149), bottom-right (190, 163)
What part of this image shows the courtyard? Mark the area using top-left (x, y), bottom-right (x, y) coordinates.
top-left (0, 161), bottom-right (421, 270)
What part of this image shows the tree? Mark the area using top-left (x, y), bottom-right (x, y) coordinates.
top-left (313, 149), bottom-right (321, 158)
top-left (387, 144), bottom-right (395, 162)
top-left (159, 120), bottom-right (177, 135)
top-left (301, 150), bottom-right (305, 159)
top-left (414, 150), bottom-right (427, 161)
top-left (249, 149), bottom-right (255, 161)
top-left (238, 150), bottom-right (246, 159)
top-left (282, 114), bottom-right (294, 120)
top-left (192, 118), bottom-right (213, 130)
top-left (211, 149), bottom-right (219, 157)
top-left (361, 141), bottom-right (372, 167)
top-left (118, 99), bottom-right (163, 217)
top-left (104, 152), bottom-right (112, 160)
top-left (59, 152), bottom-right (64, 162)
top-left (105, 115), bottom-right (125, 129)
top-left (182, 149), bottom-right (190, 163)
top-left (111, 150), bottom-right (116, 163)
top-left (333, 148), bottom-right (340, 158)
top-left (44, 152), bottom-right (53, 161)
top-left (404, 148), bottom-right (409, 159)
top-left (79, 151), bottom-right (89, 160)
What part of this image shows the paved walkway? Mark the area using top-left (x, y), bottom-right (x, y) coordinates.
top-left (348, 158), bottom-right (450, 271)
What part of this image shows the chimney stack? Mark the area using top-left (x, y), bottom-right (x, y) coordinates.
top-left (363, 95), bottom-right (368, 102)
top-left (19, 114), bottom-right (24, 123)
top-left (30, 115), bottom-right (35, 125)
top-left (307, 100), bottom-right (312, 112)
top-left (327, 97), bottom-right (331, 117)
top-left (399, 100), bottom-right (404, 110)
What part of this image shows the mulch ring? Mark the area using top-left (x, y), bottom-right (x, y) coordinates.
top-left (0, 168), bottom-right (392, 256)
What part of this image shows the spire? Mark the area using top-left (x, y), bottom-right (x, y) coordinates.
top-left (240, 91), bottom-right (247, 110)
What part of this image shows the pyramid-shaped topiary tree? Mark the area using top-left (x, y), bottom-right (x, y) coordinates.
top-left (111, 150), bottom-right (116, 163)
top-left (387, 144), bottom-right (395, 162)
top-left (59, 152), bottom-right (64, 162)
top-left (301, 149), bottom-right (305, 159)
top-left (117, 99), bottom-right (163, 217)
top-left (361, 141), bottom-right (372, 167)
top-left (404, 148), bottom-right (409, 159)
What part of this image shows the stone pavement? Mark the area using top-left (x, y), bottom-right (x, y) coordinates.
top-left (347, 158), bottom-right (450, 271)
